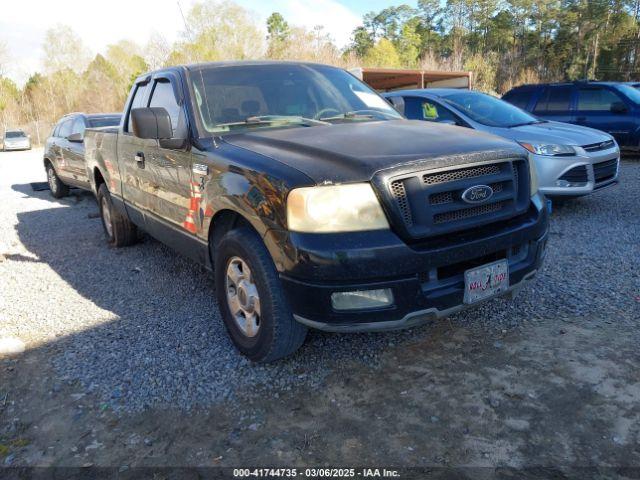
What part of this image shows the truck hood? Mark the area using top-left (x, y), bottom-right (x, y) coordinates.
top-left (223, 119), bottom-right (525, 184)
top-left (491, 120), bottom-right (613, 147)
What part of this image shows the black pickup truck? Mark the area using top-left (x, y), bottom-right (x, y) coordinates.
top-left (84, 61), bottom-right (548, 362)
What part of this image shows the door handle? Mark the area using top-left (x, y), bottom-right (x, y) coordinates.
top-left (135, 152), bottom-right (145, 169)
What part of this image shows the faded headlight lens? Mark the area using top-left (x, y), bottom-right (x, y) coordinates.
top-left (287, 183), bottom-right (390, 233)
top-left (519, 142), bottom-right (576, 157)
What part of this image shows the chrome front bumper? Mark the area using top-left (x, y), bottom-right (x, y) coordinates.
top-left (533, 146), bottom-right (620, 197)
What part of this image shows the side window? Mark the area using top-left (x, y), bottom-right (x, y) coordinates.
top-left (125, 83), bottom-right (150, 132)
top-left (503, 90), bottom-right (532, 110)
top-left (404, 97), bottom-right (460, 124)
top-left (149, 79), bottom-right (181, 135)
top-left (71, 117), bottom-right (86, 136)
top-left (404, 97), bottom-right (427, 120)
top-left (59, 119), bottom-right (73, 139)
top-left (577, 88), bottom-right (623, 111)
top-left (534, 86), bottom-right (572, 113)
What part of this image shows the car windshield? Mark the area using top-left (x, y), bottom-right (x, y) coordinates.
top-left (5, 131), bottom-right (25, 138)
top-left (443, 91), bottom-right (540, 128)
top-left (88, 116), bottom-right (121, 128)
top-left (617, 84), bottom-right (640, 104)
top-left (189, 63), bottom-right (401, 135)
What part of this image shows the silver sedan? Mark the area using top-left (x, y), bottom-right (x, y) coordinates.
top-left (384, 89), bottom-right (620, 198)
top-left (2, 130), bottom-right (32, 151)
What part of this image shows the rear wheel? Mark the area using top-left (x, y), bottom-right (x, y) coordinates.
top-left (214, 226), bottom-right (307, 362)
top-left (97, 183), bottom-right (138, 247)
top-left (46, 162), bottom-right (69, 199)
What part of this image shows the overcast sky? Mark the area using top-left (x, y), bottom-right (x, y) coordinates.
top-left (1, 0), bottom-right (418, 85)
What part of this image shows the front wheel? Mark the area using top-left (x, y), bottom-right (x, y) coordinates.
top-left (214, 227), bottom-right (307, 362)
top-left (46, 163), bottom-right (69, 199)
top-left (97, 183), bottom-right (138, 247)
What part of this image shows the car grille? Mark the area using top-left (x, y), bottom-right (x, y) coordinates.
top-left (582, 140), bottom-right (615, 152)
top-left (386, 159), bottom-right (530, 239)
top-left (593, 158), bottom-right (618, 184)
top-left (559, 166), bottom-right (588, 184)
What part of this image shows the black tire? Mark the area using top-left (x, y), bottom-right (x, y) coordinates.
top-left (46, 162), bottom-right (69, 199)
top-left (214, 226), bottom-right (308, 362)
top-left (97, 183), bottom-right (138, 247)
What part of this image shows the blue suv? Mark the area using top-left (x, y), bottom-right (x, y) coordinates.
top-left (503, 81), bottom-right (640, 151)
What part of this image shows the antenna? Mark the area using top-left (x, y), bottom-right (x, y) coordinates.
top-left (177, 1), bottom-right (193, 41)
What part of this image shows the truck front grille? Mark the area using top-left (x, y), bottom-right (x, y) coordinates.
top-left (390, 179), bottom-right (412, 225)
top-left (387, 159), bottom-right (530, 239)
top-left (422, 164), bottom-right (500, 185)
top-left (433, 201), bottom-right (504, 224)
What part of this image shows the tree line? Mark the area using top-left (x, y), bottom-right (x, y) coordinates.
top-left (2, 0), bottom-right (640, 143)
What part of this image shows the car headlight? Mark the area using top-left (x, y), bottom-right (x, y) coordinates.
top-left (528, 157), bottom-right (538, 196)
top-left (287, 183), bottom-right (390, 233)
top-left (518, 142), bottom-right (576, 156)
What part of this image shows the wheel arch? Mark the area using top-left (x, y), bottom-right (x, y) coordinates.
top-left (207, 209), bottom-right (261, 269)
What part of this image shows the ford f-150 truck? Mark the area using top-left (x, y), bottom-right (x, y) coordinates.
top-left (84, 61), bottom-right (548, 362)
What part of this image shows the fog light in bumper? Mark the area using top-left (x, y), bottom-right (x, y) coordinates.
top-left (331, 288), bottom-right (394, 311)
top-left (556, 180), bottom-right (587, 188)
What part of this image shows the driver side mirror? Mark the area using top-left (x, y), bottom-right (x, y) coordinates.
top-left (131, 107), bottom-right (187, 149)
top-left (610, 101), bottom-right (628, 114)
top-left (131, 107), bottom-right (172, 139)
top-left (67, 132), bottom-right (83, 143)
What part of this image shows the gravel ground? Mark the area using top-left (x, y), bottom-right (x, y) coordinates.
top-left (0, 149), bottom-right (639, 414)
top-left (1, 149), bottom-right (640, 470)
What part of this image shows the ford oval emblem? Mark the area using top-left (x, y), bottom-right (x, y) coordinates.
top-left (461, 185), bottom-right (494, 204)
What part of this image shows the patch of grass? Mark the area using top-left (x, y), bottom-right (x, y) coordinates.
top-left (11, 438), bottom-right (29, 448)
top-left (0, 438), bottom-right (30, 458)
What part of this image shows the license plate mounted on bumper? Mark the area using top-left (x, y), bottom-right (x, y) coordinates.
top-left (463, 259), bottom-right (509, 304)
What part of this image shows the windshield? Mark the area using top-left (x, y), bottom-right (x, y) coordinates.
top-left (87, 116), bottom-right (121, 128)
top-left (443, 91), bottom-right (540, 128)
top-left (5, 131), bottom-right (25, 138)
top-left (189, 63), bottom-right (401, 135)
top-left (617, 84), bottom-right (640, 105)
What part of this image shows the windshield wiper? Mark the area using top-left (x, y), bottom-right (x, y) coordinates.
top-left (216, 115), bottom-right (329, 128)
top-left (319, 109), bottom-right (398, 122)
top-left (508, 120), bottom-right (546, 128)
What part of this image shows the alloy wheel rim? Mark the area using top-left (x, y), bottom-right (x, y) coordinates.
top-left (225, 256), bottom-right (261, 338)
top-left (101, 197), bottom-right (113, 238)
top-left (48, 167), bottom-right (57, 193)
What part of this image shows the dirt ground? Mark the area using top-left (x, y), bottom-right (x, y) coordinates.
top-left (1, 149), bottom-right (639, 478)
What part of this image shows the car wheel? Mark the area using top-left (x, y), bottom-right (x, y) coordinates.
top-left (214, 226), bottom-right (308, 362)
top-left (97, 183), bottom-right (138, 247)
top-left (46, 162), bottom-right (69, 198)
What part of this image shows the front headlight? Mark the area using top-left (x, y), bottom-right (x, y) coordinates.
top-left (518, 142), bottom-right (576, 156)
top-left (528, 156), bottom-right (538, 196)
top-left (287, 183), bottom-right (390, 233)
